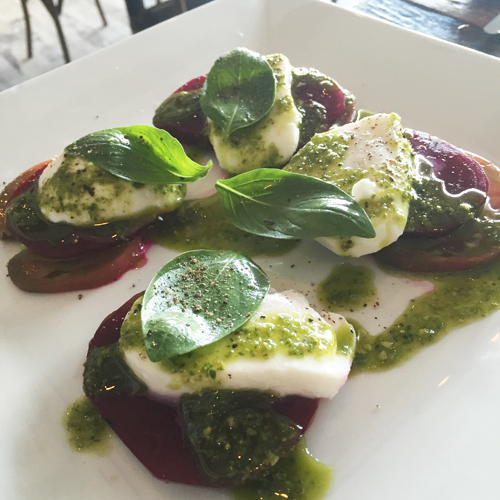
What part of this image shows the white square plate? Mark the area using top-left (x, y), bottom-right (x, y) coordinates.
top-left (1, 0), bottom-right (500, 499)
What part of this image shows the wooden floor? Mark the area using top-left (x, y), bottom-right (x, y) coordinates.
top-left (0, 0), bottom-right (132, 92)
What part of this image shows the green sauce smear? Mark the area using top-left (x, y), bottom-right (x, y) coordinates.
top-left (350, 260), bottom-right (500, 373)
top-left (63, 396), bottom-right (112, 455)
top-left (146, 194), bottom-right (298, 257)
top-left (231, 439), bottom-right (333, 500)
top-left (318, 263), bottom-right (377, 311)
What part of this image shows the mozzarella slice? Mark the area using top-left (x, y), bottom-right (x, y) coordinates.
top-left (119, 290), bottom-right (355, 400)
top-left (38, 154), bottom-right (186, 226)
top-left (284, 113), bottom-right (414, 257)
top-left (207, 54), bottom-right (302, 174)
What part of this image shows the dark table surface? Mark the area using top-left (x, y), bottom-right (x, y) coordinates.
top-left (336, 0), bottom-right (500, 57)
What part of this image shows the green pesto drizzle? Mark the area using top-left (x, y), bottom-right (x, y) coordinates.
top-left (231, 438), bottom-right (333, 500)
top-left (120, 295), bottom-right (344, 390)
top-left (146, 194), bottom-right (298, 257)
top-left (284, 131), bottom-right (350, 184)
top-left (284, 114), bottom-right (414, 231)
top-left (350, 259), bottom-right (500, 373)
top-left (63, 396), bottom-right (112, 455)
top-left (318, 263), bottom-right (377, 311)
top-left (180, 390), bottom-right (300, 484)
top-left (38, 155), bottom-right (185, 225)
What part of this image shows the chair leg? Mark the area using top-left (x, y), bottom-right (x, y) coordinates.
top-left (20, 0), bottom-right (33, 59)
top-left (53, 13), bottom-right (71, 63)
top-left (95, 0), bottom-right (108, 27)
top-left (40, 0), bottom-right (71, 63)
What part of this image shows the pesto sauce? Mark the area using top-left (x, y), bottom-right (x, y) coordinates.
top-left (120, 295), bottom-right (343, 390)
top-left (231, 439), bottom-right (333, 500)
top-left (318, 263), bottom-right (377, 311)
top-left (83, 344), bottom-right (147, 397)
top-left (405, 159), bottom-right (482, 234)
top-left (207, 54), bottom-right (298, 173)
top-left (146, 194), bottom-right (298, 257)
top-left (284, 131), bottom-right (350, 184)
top-left (63, 396), bottom-right (112, 455)
top-left (284, 113), bottom-right (414, 228)
top-left (291, 67), bottom-right (340, 148)
top-left (180, 390), bottom-right (300, 484)
top-left (351, 259), bottom-right (500, 373)
top-left (153, 88), bottom-right (204, 127)
top-left (38, 155), bottom-right (186, 225)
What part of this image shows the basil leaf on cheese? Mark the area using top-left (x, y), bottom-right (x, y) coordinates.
top-left (65, 125), bottom-right (212, 184)
top-left (200, 48), bottom-right (276, 137)
top-left (215, 169), bottom-right (376, 240)
top-left (141, 250), bottom-right (270, 361)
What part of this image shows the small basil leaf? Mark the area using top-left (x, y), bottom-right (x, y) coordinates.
top-left (65, 125), bottom-right (212, 184)
top-left (200, 48), bottom-right (276, 137)
top-left (215, 169), bottom-right (376, 240)
top-left (142, 250), bottom-right (270, 361)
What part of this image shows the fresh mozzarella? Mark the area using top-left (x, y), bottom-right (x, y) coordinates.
top-left (38, 154), bottom-right (186, 226)
top-left (207, 54), bottom-right (302, 174)
top-left (120, 290), bottom-right (356, 400)
top-left (285, 113), bottom-right (414, 257)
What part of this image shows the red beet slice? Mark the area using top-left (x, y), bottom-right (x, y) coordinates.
top-left (7, 236), bottom-right (149, 293)
top-left (173, 75), bottom-right (206, 94)
top-left (5, 176), bottom-right (157, 260)
top-left (292, 70), bottom-right (346, 127)
top-left (153, 76), bottom-right (208, 144)
top-left (407, 130), bottom-right (489, 195)
top-left (85, 296), bottom-right (320, 486)
top-left (153, 69), bottom-right (356, 148)
top-left (465, 151), bottom-right (500, 210)
top-left (0, 160), bottom-right (49, 238)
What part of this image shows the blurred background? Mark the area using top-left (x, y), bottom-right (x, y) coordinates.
top-left (1, 0), bottom-right (499, 93)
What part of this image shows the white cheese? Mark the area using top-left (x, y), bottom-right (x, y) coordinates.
top-left (120, 290), bottom-right (355, 401)
top-left (207, 54), bottom-right (302, 174)
top-left (285, 113), bottom-right (414, 257)
top-left (38, 154), bottom-right (186, 226)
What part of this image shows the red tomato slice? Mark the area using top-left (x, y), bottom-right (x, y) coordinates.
top-left (7, 236), bottom-right (149, 293)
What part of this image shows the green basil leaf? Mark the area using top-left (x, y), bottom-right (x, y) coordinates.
top-left (200, 48), bottom-right (276, 137)
top-left (65, 125), bottom-right (212, 184)
top-left (215, 169), bottom-right (376, 240)
top-left (141, 250), bottom-right (270, 361)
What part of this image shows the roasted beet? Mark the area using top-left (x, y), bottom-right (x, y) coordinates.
top-left (404, 131), bottom-right (490, 238)
top-left (153, 68), bottom-right (356, 148)
top-left (407, 130), bottom-right (489, 195)
top-left (85, 296), bottom-right (319, 486)
top-left (291, 67), bottom-right (355, 148)
top-left (405, 157), bottom-right (487, 238)
top-left (5, 185), bottom-right (155, 259)
top-left (153, 75), bottom-right (208, 144)
top-left (7, 236), bottom-right (149, 293)
top-left (376, 226), bottom-right (500, 272)
top-left (0, 160), bottom-right (49, 238)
